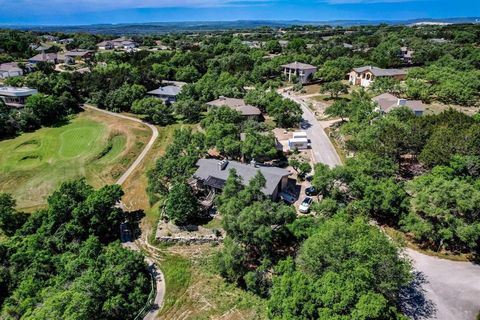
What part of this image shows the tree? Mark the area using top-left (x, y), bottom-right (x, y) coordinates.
top-left (324, 99), bottom-right (350, 121)
top-left (164, 183), bottom-right (199, 225)
top-left (289, 157), bottom-right (312, 178)
top-left (104, 84), bottom-right (146, 112)
top-left (320, 81), bottom-right (349, 98)
top-left (370, 77), bottom-right (403, 95)
top-left (24, 93), bottom-right (64, 127)
top-left (132, 97), bottom-right (174, 125)
top-left (241, 131), bottom-right (277, 162)
top-left (269, 217), bottom-right (411, 319)
top-left (0, 193), bottom-right (27, 236)
top-left (173, 99), bottom-right (202, 123)
top-left (264, 40), bottom-right (282, 54)
top-left (371, 40), bottom-right (402, 68)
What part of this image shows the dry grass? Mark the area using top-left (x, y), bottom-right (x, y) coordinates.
top-left (383, 226), bottom-right (474, 262)
top-left (157, 244), bottom-right (267, 320)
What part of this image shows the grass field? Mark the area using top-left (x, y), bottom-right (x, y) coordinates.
top-left (0, 108), bottom-right (150, 211)
top-left (158, 244), bottom-right (268, 320)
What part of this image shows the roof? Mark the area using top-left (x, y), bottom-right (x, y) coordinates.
top-left (281, 62), bottom-right (317, 70)
top-left (147, 85), bottom-right (182, 97)
top-left (352, 66), bottom-right (407, 77)
top-left (372, 93), bottom-right (424, 113)
top-left (207, 97), bottom-right (261, 116)
top-left (0, 62), bottom-right (22, 73)
top-left (29, 53), bottom-right (58, 62)
top-left (64, 50), bottom-right (92, 57)
top-left (193, 158), bottom-right (291, 197)
top-left (0, 86), bottom-right (38, 97)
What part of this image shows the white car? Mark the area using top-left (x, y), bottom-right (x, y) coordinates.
top-left (299, 197), bottom-right (313, 213)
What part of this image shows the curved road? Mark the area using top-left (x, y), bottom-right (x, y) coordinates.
top-left (279, 91), bottom-right (480, 320)
top-left (83, 105), bottom-right (165, 320)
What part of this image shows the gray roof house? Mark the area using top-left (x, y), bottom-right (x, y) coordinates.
top-left (373, 93), bottom-right (424, 116)
top-left (0, 63), bottom-right (23, 79)
top-left (206, 97), bottom-right (261, 118)
top-left (147, 85), bottom-right (183, 103)
top-left (349, 66), bottom-right (407, 87)
top-left (193, 159), bottom-right (291, 200)
top-left (281, 62), bottom-right (317, 84)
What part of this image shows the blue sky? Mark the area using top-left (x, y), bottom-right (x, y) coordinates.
top-left (0, 0), bottom-right (478, 25)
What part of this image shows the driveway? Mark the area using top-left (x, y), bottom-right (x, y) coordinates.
top-left (280, 92), bottom-right (342, 167)
top-left (401, 248), bottom-right (480, 320)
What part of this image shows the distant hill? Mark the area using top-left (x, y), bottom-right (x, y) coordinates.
top-left (3, 17), bottom-right (479, 35)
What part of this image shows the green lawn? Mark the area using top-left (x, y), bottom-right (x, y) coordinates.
top-left (0, 114), bottom-right (132, 211)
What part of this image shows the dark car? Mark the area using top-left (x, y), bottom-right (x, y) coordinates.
top-left (305, 186), bottom-right (319, 196)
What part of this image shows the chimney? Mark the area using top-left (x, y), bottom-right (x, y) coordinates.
top-left (397, 99), bottom-right (407, 106)
top-left (218, 160), bottom-right (228, 170)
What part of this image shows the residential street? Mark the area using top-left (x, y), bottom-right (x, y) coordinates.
top-left (280, 92), bottom-right (342, 167)
top-left (401, 248), bottom-right (480, 320)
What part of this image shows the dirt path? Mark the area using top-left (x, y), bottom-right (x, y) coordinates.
top-left (83, 105), bottom-right (165, 320)
top-left (83, 105), bottom-right (159, 185)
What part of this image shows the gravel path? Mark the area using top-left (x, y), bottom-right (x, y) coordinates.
top-left (82, 104), bottom-right (159, 185)
top-left (84, 105), bottom-right (165, 320)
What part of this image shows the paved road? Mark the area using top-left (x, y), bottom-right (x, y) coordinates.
top-left (85, 105), bottom-right (165, 320)
top-left (401, 248), bottom-right (480, 320)
top-left (279, 91), bottom-right (480, 320)
top-left (280, 92), bottom-right (342, 167)
top-left (83, 105), bottom-right (159, 185)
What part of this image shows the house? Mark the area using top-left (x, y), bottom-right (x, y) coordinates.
top-left (0, 86), bottom-right (38, 108)
top-left (57, 38), bottom-right (74, 45)
top-left (400, 47), bottom-right (414, 64)
top-left (42, 35), bottom-right (59, 42)
top-left (64, 49), bottom-right (94, 61)
top-left (281, 62), bottom-right (317, 84)
top-left (96, 37), bottom-right (138, 51)
top-left (147, 83), bottom-right (184, 103)
top-left (348, 66), bottom-right (407, 87)
top-left (192, 159), bottom-right (291, 200)
top-left (206, 97), bottom-right (261, 120)
top-left (28, 52), bottom-right (60, 64)
top-left (372, 93), bottom-right (424, 116)
top-left (242, 41), bottom-right (263, 49)
top-left (0, 63), bottom-right (23, 79)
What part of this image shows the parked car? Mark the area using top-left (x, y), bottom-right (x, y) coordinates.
top-left (305, 175), bottom-right (314, 182)
top-left (299, 197), bottom-right (313, 213)
top-left (280, 191), bottom-right (297, 205)
top-left (305, 186), bottom-right (319, 196)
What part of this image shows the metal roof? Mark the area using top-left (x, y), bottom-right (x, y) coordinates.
top-left (147, 85), bottom-right (182, 97)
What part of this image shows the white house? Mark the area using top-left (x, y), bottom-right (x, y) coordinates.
top-left (0, 86), bottom-right (38, 107)
top-left (348, 66), bottom-right (407, 87)
top-left (0, 63), bottom-right (23, 79)
top-left (281, 62), bottom-right (317, 84)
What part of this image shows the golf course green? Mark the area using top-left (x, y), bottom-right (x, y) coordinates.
top-left (0, 112), bottom-right (136, 211)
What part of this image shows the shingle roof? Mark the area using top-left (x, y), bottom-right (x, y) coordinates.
top-left (193, 159), bottom-right (291, 196)
top-left (353, 66), bottom-right (407, 77)
top-left (147, 85), bottom-right (182, 97)
top-left (281, 61), bottom-right (317, 70)
top-left (372, 93), bottom-right (424, 113)
top-left (207, 97), bottom-right (261, 116)
top-left (0, 62), bottom-right (22, 73)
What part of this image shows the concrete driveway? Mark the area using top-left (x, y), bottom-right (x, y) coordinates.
top-left (280, 92), bottom-right (342, 168)
top-left (400, 248), bottom-right (480, 320)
